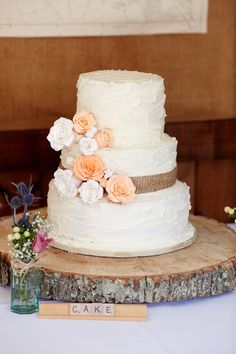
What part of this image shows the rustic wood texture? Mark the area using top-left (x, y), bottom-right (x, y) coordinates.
top-left (166, 119), bottom-right (236, 162)
top-left (0, 0), bottom-right (235, 131)
top-left (1, 210), bottom-right (236, 303)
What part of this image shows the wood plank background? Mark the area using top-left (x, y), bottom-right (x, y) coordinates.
top-left (0, 0), bottom-right (235, 222)
top-left (0, 0), bottom-right (235, 131)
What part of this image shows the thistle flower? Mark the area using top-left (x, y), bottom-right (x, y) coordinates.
top-left (22, 193), bottom-right (34, 207)
top-left (10, 196), bottom-right (21, 209)
top-left (6, 180), bottom-right (39, 227)
top-left (17, 182), bottom-right (29, 197)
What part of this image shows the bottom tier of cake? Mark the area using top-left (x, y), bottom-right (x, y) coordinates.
top-left (47, 180), bottom-right (196, 257)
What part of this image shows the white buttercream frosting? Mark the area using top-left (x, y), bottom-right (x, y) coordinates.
top-left (47, 70), bottom-right (195, 257)
top-left (76, 70), bottom-right (166, 148)
top-left (48, 180), bottom-right (195, 256)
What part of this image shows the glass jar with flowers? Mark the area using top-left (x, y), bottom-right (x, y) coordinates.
top-left (5, 181), bottom-right (53, 314)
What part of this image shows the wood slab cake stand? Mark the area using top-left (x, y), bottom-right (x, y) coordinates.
top-left (0, 209), bottom-right (236, 303)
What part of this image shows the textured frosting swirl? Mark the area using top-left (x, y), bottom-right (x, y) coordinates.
top-left (48, 180), bottom-right (195, 255)
top-left (76, 70), bottom-right (166, 148)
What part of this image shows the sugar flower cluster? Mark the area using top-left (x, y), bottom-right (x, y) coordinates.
top-left (47, 111), bottom-right (112, 153)
top-left (47, 111), bottom-right (136, 204)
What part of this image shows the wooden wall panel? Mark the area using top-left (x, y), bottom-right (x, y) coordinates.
top-left (196, 159), bottom-right (236, 221)
top-left (0, 0), bottom-right (235, 131)
top-left (166, 119), bottom-right (236, 161)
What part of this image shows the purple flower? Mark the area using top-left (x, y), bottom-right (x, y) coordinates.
top-left (32, 230), bottom-right (54, 253)
top-left (10, 196), bottom-right (21, 209)
top-left (22, 193), bottom-right (34, 206)
top-left (17, 182), bottom-right (28, 197)
top-left (6, 179), bottom-right (38, 227)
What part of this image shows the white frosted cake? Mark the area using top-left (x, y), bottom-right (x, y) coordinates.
top-left (47, 70), bottom-right (195, 257)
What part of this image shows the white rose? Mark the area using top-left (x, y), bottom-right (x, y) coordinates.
top-left (85, 127), bottom-right (97, 138)
top-left (54, 168), bottom-right (82, 198)
top-left (64, 156), bottom-right (75, 169)
top-left (79, 137), bottom-right (98, 156)
top-left (79, 180), bottom-right (103, 204)
top-left (104, 168), bottom-right (114, 179)
top-left (60, 142), bottom-right (79, 169)
top-left (47, 117), bottom-right (75, 151)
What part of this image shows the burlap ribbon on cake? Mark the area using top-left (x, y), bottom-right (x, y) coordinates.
top-left (59, 163), bottom-right (177, 194)
top-left (131, 167), bottom-right (177, 194)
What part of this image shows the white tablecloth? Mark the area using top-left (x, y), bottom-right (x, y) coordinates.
top-left (1, 224), bottom-right (236, 354)
top-left (0, 286), bottom-right (236, 354)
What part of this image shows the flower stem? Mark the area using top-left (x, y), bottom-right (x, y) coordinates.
top-left (13, 208), bottom-right (17, 226)
top-left (22, 205), bottom-right (28, 223)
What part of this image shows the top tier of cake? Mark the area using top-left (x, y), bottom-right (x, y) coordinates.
top-left (76, 70), bottom-right (166, 149)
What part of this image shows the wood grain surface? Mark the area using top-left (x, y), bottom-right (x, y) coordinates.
top-left (1, 209), bottom-right (236, 303)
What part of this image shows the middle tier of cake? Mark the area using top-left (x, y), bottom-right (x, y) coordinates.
top-left (61, 133), bottom-right (177, 177)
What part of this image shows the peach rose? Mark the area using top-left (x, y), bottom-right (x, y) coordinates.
top-left (99, 177), bottom-right (107, 188)
top-left (73, 111), bottom-right (96, 135)
top-left (73, 155), bottom-right (105, 181)
top-left (95, 128), bottom-right (113, 148)
top-left (106, 175), bottom-right (136, 203)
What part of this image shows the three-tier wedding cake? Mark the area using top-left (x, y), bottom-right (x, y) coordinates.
top-left (47, 70), bottom-right (195, 257)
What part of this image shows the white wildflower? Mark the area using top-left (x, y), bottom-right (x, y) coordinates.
top-left (229, 208), bottom-right (235, 215)
top-left (14, 233), bottom-right (21, 240)
top-left (224, 206), bottom-right (230, 213)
